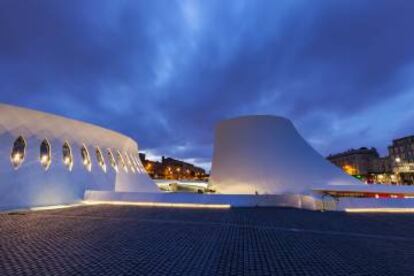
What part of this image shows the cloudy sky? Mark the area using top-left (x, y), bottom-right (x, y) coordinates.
top-left (1, 0), bottom-right (414, 169)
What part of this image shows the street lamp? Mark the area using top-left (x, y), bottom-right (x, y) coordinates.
top-left (394, 157), bottom-right (402, 185)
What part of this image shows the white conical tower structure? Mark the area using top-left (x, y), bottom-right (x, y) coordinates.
top-left (209, 115), bottom-right (364, 195)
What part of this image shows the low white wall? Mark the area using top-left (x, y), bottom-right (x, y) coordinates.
top-left (335, 198), bottom-right (414, 210)
top-left (84, 191), bottom-right (322, 209)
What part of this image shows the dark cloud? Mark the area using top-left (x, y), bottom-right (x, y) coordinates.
top-left (1, 0), bottom-right (414, 169)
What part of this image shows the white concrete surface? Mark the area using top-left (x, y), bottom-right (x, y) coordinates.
top-left (209, 115), bottom-right (363, 195)
top-left (0, 104), bottom-right (159, 210)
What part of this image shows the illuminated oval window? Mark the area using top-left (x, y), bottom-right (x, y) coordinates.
top-left (137, 155), bottom-right (145, 173)
top-left (62, 142), bottom-right (73, 171)
top-left (135, 155), bottom-right (143, 173)
top-left (107, 149), bottom-right (118, 172)
top-left (40, 139), bottom-right (52, 170)
top-left (131, 154), bottom-right (140, 173)
top-left (116, 151), bottom-right (128, 173)
top-left (135, 154), bottom-right (145, 172)
top-left (95, 147), bottom-right (107, 173)
top-left (124, 153), bottom-right (136, 173)
top-left (80, 145), bottom-right (92, 172)
top-left (10, 136), bottom-right (26, 169)
top-left (130, 153), bottom-right (140, 173)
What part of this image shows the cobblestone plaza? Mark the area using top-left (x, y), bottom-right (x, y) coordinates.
top-left (1, 205), bottom-right (414, 275)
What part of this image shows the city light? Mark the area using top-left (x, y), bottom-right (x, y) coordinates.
top-left (342, 164), bottom-right (357, 176)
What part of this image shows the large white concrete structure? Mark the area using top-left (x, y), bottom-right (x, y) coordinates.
top-left (209, 115), bottom-right (363, 194)
top-left (0, 104), bottom-right (159, 210)
top-left (208, 115), bottom-right (414, 211)
top-left (3, 104), bottom-right (414, 212)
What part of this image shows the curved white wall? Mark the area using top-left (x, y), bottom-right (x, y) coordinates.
top-left (209, 115), bottom-right (364, 195)
top-left (0, 104), bottom-right (159, 210)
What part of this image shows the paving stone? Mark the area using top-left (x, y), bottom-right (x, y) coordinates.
top-left (0, 206), bottom-right (414, 275)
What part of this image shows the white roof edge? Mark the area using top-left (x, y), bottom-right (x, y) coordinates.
top-left (0, 103), bottom-right (138, 148)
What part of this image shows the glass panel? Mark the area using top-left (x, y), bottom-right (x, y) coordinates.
top-left (40, 139), bottom-right (51, 170)
top-left (95, 147), bottom-right (106, 173)
top-left (81, 145), bottom-right (92, 172)
top-left (10, 136), bottom-right (26, 169)
top-left (62, 142), bottom-right (73, 171)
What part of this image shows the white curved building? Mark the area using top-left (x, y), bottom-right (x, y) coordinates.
top-left (209, 115), bottom-right (363, 195)
top-left (0, 104), bottom-right (159, 210)
top-left (208, 115), bottom-right (414, 211)
top-left (3, 106), bottom-right (414, 212)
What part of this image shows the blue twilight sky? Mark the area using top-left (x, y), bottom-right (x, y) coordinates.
top-left (1, 0), bottom-right (414, 169)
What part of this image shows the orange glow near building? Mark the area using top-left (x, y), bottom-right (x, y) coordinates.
top-left (342, 164), bottom-right (357, 175)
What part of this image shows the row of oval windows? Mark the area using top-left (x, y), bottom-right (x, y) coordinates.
top-left (10, 136), bottom-right (145, 174)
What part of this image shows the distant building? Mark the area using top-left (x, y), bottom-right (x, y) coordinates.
top-left (388, 135), bottom-right (414, 163)
top-left (388, 136), bottom-right (414, 184)
top-left (327, 147), bottom-right (379, 177)
top-left (370, 156), bottom-right (393, 174)
top-left (161, 157), bottom-right (206, 179)
top-left (139, 154), bottom-right (207, 180)
top-left (369, 156), bottom-right (395, 184)
top-left (327, 136), bottom-right (414, 185)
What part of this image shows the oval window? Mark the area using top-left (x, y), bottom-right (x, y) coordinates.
top-left (62, 142), bottom-right (73, 171)
top-left (95, 147), bottom-right (106, 173)
top-left (107, 149), bottom-right (118, 172)
top-left (10, 136), bottom-right (26, 169)
top-left (135, 154), bottom-right (145, 172)
top-left (40, 139), bottom-right (52, 170)
top-left (124, 153), bottom-right (136, 173)
top-left (81, 145), bottom-right (92, 172)
top-left (116, 151), bottom-right (128, 173)
top-left (130, 153), bottom-right (140, 173)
